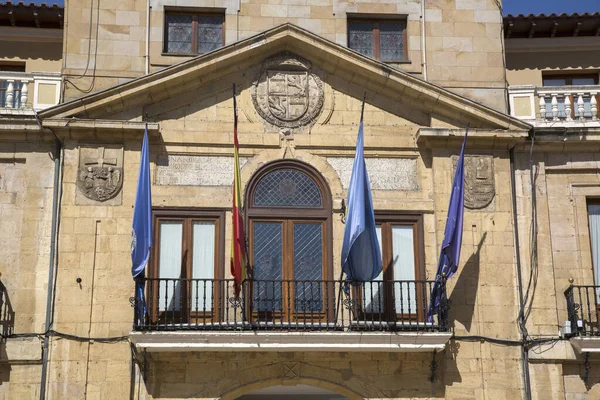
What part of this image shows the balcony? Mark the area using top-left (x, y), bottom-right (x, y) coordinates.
top-left (0, 71), bottom-right (61, 114)
top-left (129, 278), bottom-right (452, 353)
top-left (509, 85), bottom-right (600, 127)
top-left (565, 284), bottom-right (600, 353)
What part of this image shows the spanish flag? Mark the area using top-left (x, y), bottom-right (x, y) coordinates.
top-left (231, 84), bottom-right (247, 296)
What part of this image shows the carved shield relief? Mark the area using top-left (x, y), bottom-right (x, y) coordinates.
top-left (267, 70), bottom-right (309, 121)
top-left (76, 145), bottom-right (124, 205)
top-left (453, 155), bottom-right (495, 209)
top-left (252, 52), bottom-right (324, 132)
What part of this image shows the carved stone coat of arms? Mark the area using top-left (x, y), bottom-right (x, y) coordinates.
top-left (252, 52), bottom-right (324, 131)
top-left (76, 146), bottom-right (124, 204)
top-left (453, 155), bottom-right (495, 209)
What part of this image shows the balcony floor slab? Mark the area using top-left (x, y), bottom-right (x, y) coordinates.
top-left (129, 331), bottom-right (452, 353)
top-left (570, 337), bottom-right (600, 353)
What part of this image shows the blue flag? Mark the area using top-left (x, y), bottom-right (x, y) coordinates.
top-left (131, 125), bottom-right (152, 323)
top-left (341, 119), bottom-right (382, 284)
top-left (428, 129), bottom-right (467, 322)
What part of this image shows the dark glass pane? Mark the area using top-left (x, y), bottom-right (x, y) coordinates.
top-left (253, 222), bottom-right (283, 313)
top-left (253, 169), bottom-right (322, 208)
top-left (197, 15), bottom-right (223, 54)
top-left (572, 77), bottom-right (596, 86)
top-left (348, 21), bottom-right (374, 58)
top-left (379, 22), bottom-right (405, 61)
top-left (543, 78), bottom-right (567, 87)
top-left (166, 14), bottom-right (193, 53)
top-left (293, 223), bottom-right (323, 312)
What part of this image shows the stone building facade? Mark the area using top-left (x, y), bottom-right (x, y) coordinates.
top-left (0, 1), bottom-right (599, 400)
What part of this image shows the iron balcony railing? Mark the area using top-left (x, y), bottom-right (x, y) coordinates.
top-left (132, 278), bottom-right (449, 332)
top-left (565, 284), bottom-right (600, 336)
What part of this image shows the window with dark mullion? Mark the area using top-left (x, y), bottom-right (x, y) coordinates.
top-left (164, 12), bottom-right (224, 55)
top-left (348, 18), bottom-right (407, 62)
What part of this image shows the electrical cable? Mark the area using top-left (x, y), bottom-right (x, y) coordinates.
top-left (64, 0), bottom-right (101, 94)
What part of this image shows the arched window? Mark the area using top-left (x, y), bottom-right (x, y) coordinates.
top-left (245, 160), bottom-right (332, 322)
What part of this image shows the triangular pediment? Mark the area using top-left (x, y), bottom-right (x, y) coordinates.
top-left (39, 24), bottom-right (530, 132)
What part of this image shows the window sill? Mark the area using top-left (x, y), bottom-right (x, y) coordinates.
top-left (161, 52), bottom-right (199, 57)
top-left (382, 60), bottom-right (411, 64)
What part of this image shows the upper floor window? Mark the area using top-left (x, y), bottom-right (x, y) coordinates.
top-left (543, 74), bottom-right (598, 87)
top-left (164, 11), bottom-right (224, 55)
top-left (347, 18), bottom-right (407, 62)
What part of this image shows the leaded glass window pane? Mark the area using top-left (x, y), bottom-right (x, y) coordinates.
top-left (253, 169), bottom-right (322, 208)
top-left (293, 223), bottom-right (323, 312)
top-left (166, 15), bottom-right (193, 53)
top-left (348, 21), bottom-right (374, 58)
top-left (253, 222), bottom-right (283, 313)
top-left (198, 16), bottom-right (223, 54)
top-left (379, 22), bottom-right (405, 61)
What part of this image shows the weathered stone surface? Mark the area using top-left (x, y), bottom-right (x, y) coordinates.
top-left (327, 157), bottom-right (419, 191)
top-left (252, 52), bottom-right (324, 133)
top-left (0, 337), bottom-right (42, 363)
top-left (156, 155), bottom-right (248, 186)
top-left (76, 145), bottom-right (124, 205)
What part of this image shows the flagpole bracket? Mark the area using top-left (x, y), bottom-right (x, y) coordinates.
top-left (340, 199), bottom-right (346, 224)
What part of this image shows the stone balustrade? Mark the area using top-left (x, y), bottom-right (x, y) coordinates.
top-left (509, 85), bottom-right (600, 126)
top-left (0, 72), bottom-right (61, 111)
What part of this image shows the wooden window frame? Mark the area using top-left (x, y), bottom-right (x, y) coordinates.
top-left (586, 198), bottom-right (600, 325)
top-left (355, 213), bottom-right (426, 321)
top-left (347, 17), bottom-right (408, 63)
top-left (542, 73), bottom-right (599, 86)
top-left (244, 160), bottom-right (334, 323)
top-left (148, 208), bottom-right (226, 324)
top-left (163, 11), bottom-right (225, 56)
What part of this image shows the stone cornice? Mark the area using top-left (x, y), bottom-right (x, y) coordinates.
top-left (39, 24), bottom-right (530, 132)
top-left (416, 128), bottom-right (529, 149)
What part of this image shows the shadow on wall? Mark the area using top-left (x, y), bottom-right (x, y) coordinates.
top-left (139, 352), bottom-right (446, 399)
top-left (443, 232), bottom-right (487, 387)
top-left (506, 51), bottom-right (600, 71)
top-left (0, 280), bottom-right (15, 338)
top-left (0, 280), bottom-right (15, 385)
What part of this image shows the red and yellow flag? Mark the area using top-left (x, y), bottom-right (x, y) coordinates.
top-left (231, 84), bottom-right (247, 296)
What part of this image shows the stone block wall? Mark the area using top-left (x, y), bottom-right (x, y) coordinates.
top-left (63, 0), bottom-right (507, 111)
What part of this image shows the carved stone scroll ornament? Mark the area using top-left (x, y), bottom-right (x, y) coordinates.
top-left (77, 147), bottom-right (123, 202)
top-left (252, 52), bottom-right (324, 131)
top-left (453, 155), bottom-right (495, 209)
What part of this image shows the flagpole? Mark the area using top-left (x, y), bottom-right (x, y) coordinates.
top-left (232, 83), bottom-right (252, 279)
top-left (428, 122), bottom-right (469, 323)
top-left (335, 92), bottom-right (368, 324)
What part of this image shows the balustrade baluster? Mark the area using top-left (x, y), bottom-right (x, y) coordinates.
top-left (591, 94), bottom-right (598, 121)
top-left (20, 81), bottom-right (28, 108)
top-left (577, 94), bottom-right (585, 120)
top-left (565, 96), bottom-right (572, 121)
top-left (5, 80), bottom-right (14, 108)
top-left (551, 94), bottom-right (559, 121)
top-left (538, 95), bottom-right (547, 120)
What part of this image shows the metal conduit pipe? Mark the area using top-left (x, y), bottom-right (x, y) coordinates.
top-left (38, 119), bottom-right (63, 400)
top-left (510, 145), bottom-right (532, 400)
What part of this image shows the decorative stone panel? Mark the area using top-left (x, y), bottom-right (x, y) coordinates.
top-left (327, 157), bottom-right (419, 191)
top-left (156, 155), bottom-right (248, 186)
top-left (76, 145), bottom-right (124, 205)
top-left (252, 52), bottom-right (324, 133)
top-left (453, 155), bottom-right (495, 209)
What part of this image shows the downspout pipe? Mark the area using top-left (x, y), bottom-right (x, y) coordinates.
top-left (38, 117), bottom-right (63, 400)
top-left (145, 0), bottom-right (151, 75)
top-left (510, 143), bottom-right (532, 400)
top-left (420, 0), bottom-right (427, 81)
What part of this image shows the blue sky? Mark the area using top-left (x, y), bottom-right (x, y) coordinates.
top-left (503, 0), bottom-right (598, 15)
top-left (29, 0), bottom-right (600, 16)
